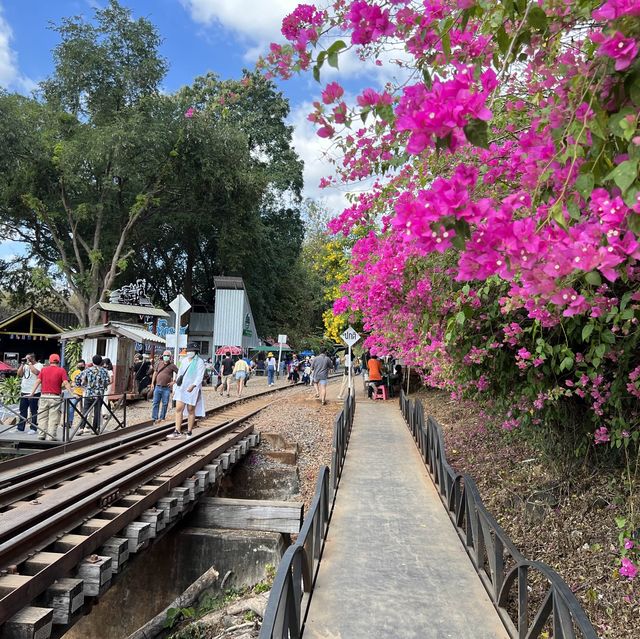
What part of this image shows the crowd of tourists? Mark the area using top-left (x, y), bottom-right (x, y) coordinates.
top-left (9, 344), bottom-right (404, 443)
top-left (12, 351), bottom-right (115, 441)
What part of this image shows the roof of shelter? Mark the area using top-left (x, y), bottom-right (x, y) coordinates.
top-left (58, 322), bottom-right (165, 345)
top-left (0, 307), bottom-right (64, 336)
top-left (213, 276), bottom-right (245, 290)
top-left (92, 302), bottom-right (169, 318)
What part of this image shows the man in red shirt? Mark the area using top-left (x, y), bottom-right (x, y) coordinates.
top-left (31, 353), bottom-right (72, 441)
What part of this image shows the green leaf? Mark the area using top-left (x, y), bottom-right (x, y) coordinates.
top-left (327, 51), bottom-right (339, 69)
top-left (601, 329), bottom-right (616, 344)
top-left (463, 118), bottom-right (489, 149)
top-left (451, 234), bottom-right (466, 250)
top-left (496, 26), bottom-right (510, 55)
top-left (528, 6), bottom-right (548, 31)
top-left (630, 74), bottom-right (640, 106)
top-left (549, 202), bottom-right (568, 231)
top-left (575, 173), bottom-right (594, 199)
top-left (312, 64), bottom-right (320, 83)
top-left (422, 67), bottom-right (432, 89)
top-left (567, 198), bottom-right (580, 220)
top-left (585, 271), bottom-right (602, 286)
top-left (605, 159), bottom-right (638, 194)
top-left (582, 323), bottom-right (594, 342)
top-left (441, 32), bottom-right (451, 58)
top-left (456, 310), bottom-right (466, 326)
top-left (327, 39), bottom-right (347, 55)
top-left (595, 344), bottom-right (606, 358)
top-left (559, 356), bottom-right (574, 371)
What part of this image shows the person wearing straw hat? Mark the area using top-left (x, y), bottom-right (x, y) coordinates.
top-left (266, 351), bottom-right (277, 386)
top-left (168, 342), bottom-right (205, 439)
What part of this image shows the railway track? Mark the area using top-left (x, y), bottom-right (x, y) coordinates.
top-left (0, 383), bottom-right (301, 635)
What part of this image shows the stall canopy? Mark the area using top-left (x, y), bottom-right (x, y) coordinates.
top-left (215, 345), bottom-right (242, 356)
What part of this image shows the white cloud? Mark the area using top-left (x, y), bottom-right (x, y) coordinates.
top-left (289, 101), bottom-right (376, 217)
top-left (0, 4), bottom-right (35, 93)
top-left (180, 0), bottom-right (300, 48)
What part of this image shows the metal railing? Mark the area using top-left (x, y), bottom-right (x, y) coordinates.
top-left (0, 394), bottom-right (127, 443)
top-left (399, 391), bottom-right (597, 639)
top-left (260, 389), bottom-right (356, 639)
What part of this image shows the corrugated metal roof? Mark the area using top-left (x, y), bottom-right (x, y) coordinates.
top-left (92, 302), bottom-right (169, 318)
top-left (213, 276), bottom-right (245, 290)
top-left (111, 322), bottom-right (166, 345)
top-left (58, 322), bottom-right (165, 345)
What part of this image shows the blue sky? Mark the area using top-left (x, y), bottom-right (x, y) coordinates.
top-left (0, 0), bottom-right (392, 259)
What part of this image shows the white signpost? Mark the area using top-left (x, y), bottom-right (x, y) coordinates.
top-left (341, 326), bottom-right (361, 393)
top-left (168, 294), bottom-right (191, 354)
top-left (277, 334), bottom-right (287, 380)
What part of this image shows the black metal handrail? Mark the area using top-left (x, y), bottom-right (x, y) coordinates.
top-left (260, 390), bottom-right (356, 639)
top-left (399, 391), bottom-right (597, 639)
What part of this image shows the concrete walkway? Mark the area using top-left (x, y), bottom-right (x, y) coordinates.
top-left (304, 393), bottom-right (509, 639)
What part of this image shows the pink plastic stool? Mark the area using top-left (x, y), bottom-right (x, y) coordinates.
top-left (373, 384), bottom-right (388, 400)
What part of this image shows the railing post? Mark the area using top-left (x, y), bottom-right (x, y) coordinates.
top-left (518, 565), bottom-right (528, 639)
top-left (62, 398), bottom-right (68, 443)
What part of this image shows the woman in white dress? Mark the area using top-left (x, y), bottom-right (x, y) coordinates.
top-left (168, 342), bottom-right (206, 439)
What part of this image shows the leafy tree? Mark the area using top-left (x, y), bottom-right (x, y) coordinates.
top-left (123, 71), bottom-right (307, 336)
top-left (0, 1), bottom-right (176, 325)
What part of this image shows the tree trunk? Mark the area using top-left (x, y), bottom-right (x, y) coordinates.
top-left (183, 238), bottom-right (195, 327)
top-left (126, 566), bottom-right (219, 639)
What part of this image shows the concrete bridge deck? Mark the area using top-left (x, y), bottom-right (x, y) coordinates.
top-left (304, 391), bottom-right (509, 639)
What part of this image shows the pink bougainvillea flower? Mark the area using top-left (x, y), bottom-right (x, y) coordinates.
top-left (322, 81), bottom-right (345, 104)
top-left (184, 107), bottom-right (195, 118)
top-left (593, 0), bottom-right (640, 21)
top-left (595, 31), bottom-right (639, 70)
top-left (624, 538), bottom-right (635, 550)
top-left (317, 124), bottom-right (335, 138)
top-left (594, 426), bottom-right (611, 444)
top-left (620, 557), bottom-right (638, 580)
top-left (346, 1), bottom-right (395, 45)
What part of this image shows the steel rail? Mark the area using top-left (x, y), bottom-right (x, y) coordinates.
top-left (0, 422), bottom-right (176, 508)
top-left (0, 407), bottom-right (263, 624)
top-left (0, 418), bottom-right (232, 545)
top-left (0, 384), bottom-right (308, 487)
top-left (0, 382), bottom-right (305, 503)
top-left (399, 391), bottom-right (597, 639)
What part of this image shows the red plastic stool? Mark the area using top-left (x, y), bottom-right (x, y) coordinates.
top-left (373, 384), bottom-right (388, 400)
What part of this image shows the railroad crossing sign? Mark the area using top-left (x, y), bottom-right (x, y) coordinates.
top-left (169, 294), bottom-right (191, 317)
top-left (341, 326), bottom-right (361, 347)
top-left (341, 326), bottom-right (361, 394)
top-left (168, 294), bottom-right (191, 353)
